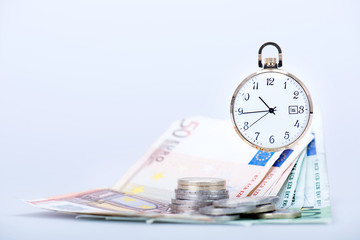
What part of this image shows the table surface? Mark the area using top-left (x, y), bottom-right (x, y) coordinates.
top-left (1, 0), bottom-right (360, 239)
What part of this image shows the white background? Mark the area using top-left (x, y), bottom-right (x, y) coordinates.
top-left (1, 0), bottom-right (359, 239)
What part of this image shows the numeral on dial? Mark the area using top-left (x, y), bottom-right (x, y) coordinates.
top-left (284, 131), bottom-right (290, 139)
top-left (253, 82), bottom-right (258, 90)
top-left (269, 135), bottom-right (275, 144)
top-left (238, 108), bottom-right (243, 115)
top-left (244, 122), bottom-right (249, 130)
top-left (299, 106), bottom-right (304, 114)
top-left (244, 93), bottom-right (250, 101)
top-left (255, 132), bottom-right (260, 140)
top-left (294, 120), bottom-right (300, 128)
top-left (267, 78), bottom-right (274, 86)
top-left (293, 91), bottom-right (299, 99)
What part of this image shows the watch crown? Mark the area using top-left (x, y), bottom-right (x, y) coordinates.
top-left (264, 58), bottom-right (277, 68)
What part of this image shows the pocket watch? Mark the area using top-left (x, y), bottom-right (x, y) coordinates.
top-left (230, 42), bottom-right (313, 152)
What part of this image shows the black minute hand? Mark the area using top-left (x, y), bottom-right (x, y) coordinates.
top-left (241, 110), bottom-right (269, 114)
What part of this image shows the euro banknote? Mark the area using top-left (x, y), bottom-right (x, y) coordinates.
top-left (113, 117), bottom-right (312, 200)
top-left (27, 116), bottom-right (330, 225)
top-left (275, 113), bottom-right (331, 223)
top-left (276, 149), bottom-right (306, 208)
top-left (248, 139), bottom-right (311, 197)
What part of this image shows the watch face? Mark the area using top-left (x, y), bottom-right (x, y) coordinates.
top-left (231, 70), bottom-right (312, 151)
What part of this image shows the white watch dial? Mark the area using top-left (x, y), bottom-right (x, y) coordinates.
top-left (231, 71), bottom-right (312, 150)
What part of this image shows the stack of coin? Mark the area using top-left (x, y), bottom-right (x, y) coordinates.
top-left (170, 177), bottom-right (229, 214)
top-left (198, 196), bottom-right (301, 219)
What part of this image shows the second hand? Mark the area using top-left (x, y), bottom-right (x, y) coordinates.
top-left (245, 112), bottom-right (270, 131)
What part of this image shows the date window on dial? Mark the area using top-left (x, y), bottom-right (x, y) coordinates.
top-left (289, 106), bottom-right (299, 114)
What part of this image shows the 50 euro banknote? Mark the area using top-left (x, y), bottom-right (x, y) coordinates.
top-left (113, 116), bottom-right (312, 201)
top-left (27, 116), bottom-right (315, 223)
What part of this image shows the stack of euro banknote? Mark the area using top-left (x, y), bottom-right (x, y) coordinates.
top-left (28, 114), bottom-right (331, 225)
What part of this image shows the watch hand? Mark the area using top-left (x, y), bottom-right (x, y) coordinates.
top-left (259, 96), bottom-right (271, 109)
top-left (269, 106), bottom-right (277, 115)
top-left (245, 112), bottom-right (270, 131)
top-left (259, 97), bottom-right (277, 115)
top-left (241, 110), bottom-right (272, 114)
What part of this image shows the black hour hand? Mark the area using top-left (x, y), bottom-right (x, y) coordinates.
top-left (259, 96), bottom-right (276, 115)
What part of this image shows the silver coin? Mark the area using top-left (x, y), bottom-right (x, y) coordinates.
top-left (242, 203), bottom-right (276, 214)
top-left (175, 193), bottom-right (229, 200)
top-left (178, 177), bottom-right (226, 186)
top-left (198, 205), bottom-right (256, 216)
top-left (175, 189), bottom-right (229, 196)
top-left (256, 209), bottom-right (301, 219)
top-left (169, 203), bottom-right (200, 210)
top-left (211, 215), bottom-right (240, 222)
top-left (176, 193), bottom-right (229, 201)
top-left (170, 208), bottom-right (197, 214)
top-left (177, 184), bottom-right (226, 191)
top-left (213, 196), bottom-right (279, 208)
top-left (171, 198), bottom-right (213, 207)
